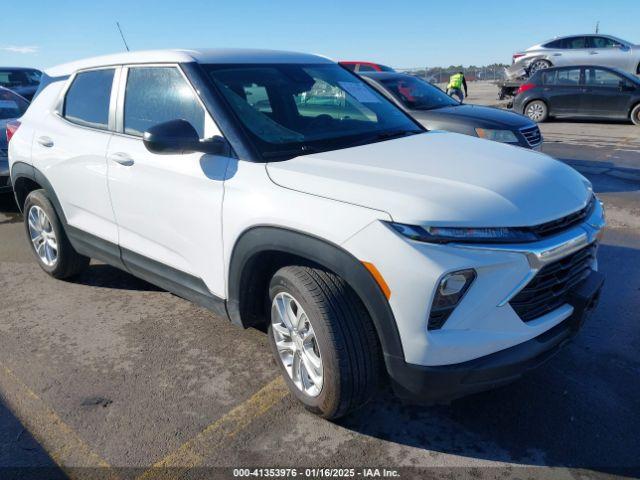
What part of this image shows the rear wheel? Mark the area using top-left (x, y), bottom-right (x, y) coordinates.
top-left (631, 104), bottom-right (640, 126)
top-left (268, 266), bottom-right (381, 419)
top-left (524, 100), bottom-right (549, 123)
top-left (529, 59), bottom-right (551, 75)
top-left (23, 190), bottom-right (89, 278)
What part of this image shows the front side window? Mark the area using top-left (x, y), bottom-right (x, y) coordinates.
top-left (0, 88), bottom-right (29, 120)
top-left (64, 69), bottom-right (115, 129)
top-left (585, 68), bottom-right (626, 87)
top-left (124, 67), bottom-right (205, 137)
top-left (379, 76), bottom-right (458, 110)
top-left (357, 64), bottom-right (377, 72)
top-left (588, 37), bottom-right (619, 49)
top-left (205, 63), bottom-right (422, 160)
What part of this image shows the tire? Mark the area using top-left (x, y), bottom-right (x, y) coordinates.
top-left (524, 100), bottom-right (549, 123)
top-left (268, 266), bottom-right (381, 419)
top-left (23, 189), bottom-right (89, 279)
top-left (528, 59), bottom-right (551, 75)
top-left (631, 104), bottom-right (640, 126)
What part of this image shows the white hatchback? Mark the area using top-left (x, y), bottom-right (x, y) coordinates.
top-left (8, 49), bottom-right (605, 419)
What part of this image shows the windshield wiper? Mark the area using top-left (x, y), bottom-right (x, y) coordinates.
top-left (262, 145), bottom-right (317, 160)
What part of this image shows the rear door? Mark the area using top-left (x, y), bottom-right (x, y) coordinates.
top-left (551, 36), bottom-right (590, 67)
top-left (106, 64), bottom-right (230, 298)
top-left (30, 67), bottom-right (119, 244)
top-left (582, 68), bottom-right (634, 118)
top-left (543, 68), bottom-right (584, 115)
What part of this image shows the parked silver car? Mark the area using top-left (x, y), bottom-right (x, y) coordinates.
top-left (506, 34), bottom-right (640, 80)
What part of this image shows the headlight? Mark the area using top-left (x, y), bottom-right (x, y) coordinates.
top-left (475, 128), bottom-right (519, 143)
top-left (388, 223), bottom-right (538, 244)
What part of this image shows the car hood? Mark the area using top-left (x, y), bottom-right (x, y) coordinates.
top-left (411, 104), bottom-right (533, 130)
top-left (266, 132), bottom-right (591, 226)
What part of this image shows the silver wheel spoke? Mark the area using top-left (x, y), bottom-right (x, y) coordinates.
top-left (271, 291), bottom-right (323, 397)
top-left (27, 206), bottom-right (58, 267)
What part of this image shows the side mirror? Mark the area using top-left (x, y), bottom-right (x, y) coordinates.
top-left (143, 119), bottom-right (230, 156)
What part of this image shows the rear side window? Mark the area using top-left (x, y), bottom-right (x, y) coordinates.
top-left (556, 69), bottom-right (581, 85)
top-left (64, 69), bottom-right (115, 129)
top-left (357, 64), bottom-right (377, 72)
top-left (545, 37), bottom-right (586, 49)
top-left (123, 67), bottom-right (205, 137)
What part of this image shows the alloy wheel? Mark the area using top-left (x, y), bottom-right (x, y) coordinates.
top-left (526, 102), bottom-right (546, 122)
top-left (271, 292), bottom-right (323, 397)
top-left (529, 60), bottom-right (550, 74)
top-left (27, 205), bottom-right (58, 267)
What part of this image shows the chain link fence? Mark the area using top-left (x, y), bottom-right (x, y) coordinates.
top-left (396, 65), bottom-right (509, 85)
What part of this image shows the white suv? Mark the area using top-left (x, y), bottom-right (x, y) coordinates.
top-left (8, 49), bottom-right (605, 419)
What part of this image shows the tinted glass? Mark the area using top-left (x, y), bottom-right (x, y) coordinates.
top-left (124, 67), bottom-right (205, 137)
top-left (585, 68), bottom-right (627, 87)
top-left (341, 63), bottom-right (357, 71)
top-left (563, 37), bottom-right (587, 49)
top-left (64, 69), bottom-right (114, 129)
top-left (357, 64), bottom-right (377, 72)
top-left (544, 39), bottom-right (564, 49)
top-left (589, 37), bottom-right (619, 48)
top-left (378, 65), bottom-right (395, 72)
top-left (0, 69), bottom-right (41, 88)
top-left (379, 75), bottom-right (458, 110)
top-left (0, 88), bottom-right (29, 120)
top-left (556, 69), bottom-right (581, 85)
top-left (205, 63), bottom-right (422, 160)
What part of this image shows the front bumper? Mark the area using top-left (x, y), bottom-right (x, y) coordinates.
top-left (387, 269), bottom-right (604, 403)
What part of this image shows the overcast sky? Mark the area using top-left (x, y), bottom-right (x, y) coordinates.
top-left (2, 0), bottom-right (638, 70)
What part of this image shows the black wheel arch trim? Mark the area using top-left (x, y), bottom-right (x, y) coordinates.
top-left (227, 225), bottom-right (406, 363)
top-left (10, 161), bottom-right (227, 318)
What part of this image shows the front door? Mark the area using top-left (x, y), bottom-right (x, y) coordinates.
top-left (582, 68), bottom-right (634, 119)
top-left (106, 65), bottom-right (230, 298)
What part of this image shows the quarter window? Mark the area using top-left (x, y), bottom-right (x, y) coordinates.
top-left (123, 67), bottom-right (205, 137)
top-left (64, 69), bottom-right (115, 129)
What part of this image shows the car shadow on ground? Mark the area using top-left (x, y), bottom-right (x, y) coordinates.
top-left (0, 192), bottom-right (21, 225)
top-left (0, 399), bottom-right (66, 479)
top-left (338, 242), bottom-right (640, 477)
top-left (68, 264), bottom-right (162, 292)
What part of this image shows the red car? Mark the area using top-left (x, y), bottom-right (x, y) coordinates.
top-left (339, 61), bottom-right (395, 73)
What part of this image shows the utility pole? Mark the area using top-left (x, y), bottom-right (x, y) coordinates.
top-left (116, 22), bottom-right (130, 52)
top-left (595, 21), bottom-right (600, 34)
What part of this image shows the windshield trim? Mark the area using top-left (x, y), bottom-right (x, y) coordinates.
top-left (201, 63), bottom-right (425, 162)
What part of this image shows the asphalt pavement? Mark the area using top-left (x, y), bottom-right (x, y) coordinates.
top-left (0, 88), bottom-right (639, 480)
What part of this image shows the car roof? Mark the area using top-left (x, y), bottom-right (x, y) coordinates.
top-left (0, 67), bottom-right (41, 72)
top-left (539, 33), bottom-right (628, 44)
top-left (46, 49), bottom-right (334, 76)
top-left (358, 71), bottom-right (411, 80)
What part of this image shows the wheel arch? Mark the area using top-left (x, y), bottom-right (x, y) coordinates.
top-left (227, 226), bottom-right (405, 363)
top-left (11, 162), bottom-right (68, 223)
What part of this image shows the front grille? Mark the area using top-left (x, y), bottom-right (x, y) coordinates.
top-left (529, 197), bottom-right (595, 238)
top-left (520, 125), bottom-right (543, 148)
top-left (510, 243), bottom-right (597, 322)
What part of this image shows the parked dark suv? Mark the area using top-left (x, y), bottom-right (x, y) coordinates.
top-left (513, 65), bottom-right (640, 125)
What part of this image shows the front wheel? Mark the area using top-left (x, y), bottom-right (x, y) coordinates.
top-left (631, 104), bottom-right (640, 126)
top-left (524, 100), bottom-right (549, 123)
top-left (268, 266), bottom-right (381, 419)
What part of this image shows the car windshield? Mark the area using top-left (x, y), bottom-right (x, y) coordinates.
top-left (379, 76), bottom-right (459, 110)
top-left (204, 63), bottom-right (422, 160)
top-left (0, 69), bottom-right (41, 88)
top-left (0, 88), bottom-right (29, 120)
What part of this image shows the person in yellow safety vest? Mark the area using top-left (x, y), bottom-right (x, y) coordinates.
top-left (446, 71), bottom-right (468, 103)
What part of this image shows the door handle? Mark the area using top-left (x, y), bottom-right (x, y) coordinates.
top-left (108, 152), bottom-right (134, 166)
top-left (36, 136), bottom-right (54, 148)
